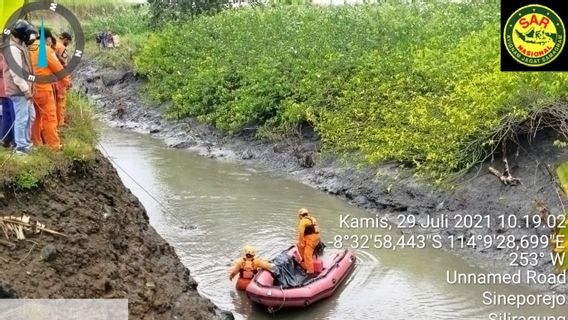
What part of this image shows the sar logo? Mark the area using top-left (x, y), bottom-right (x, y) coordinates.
top-left (504, 4), bottom-right (565, 67)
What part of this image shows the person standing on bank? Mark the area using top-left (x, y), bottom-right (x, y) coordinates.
top-left (0, 52), bottom-right (15, 148)
top-left (28, 27), bottom-right (69, 150)
top-left (296, 208), bottom-right (321, 277)
top-left (54, 31), bottom-right (72, 127)
top-left (1, 20), bottom-right (37, 154)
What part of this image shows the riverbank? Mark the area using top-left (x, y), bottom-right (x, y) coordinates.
top-left (76, 58), bottom-right (568, 293)
top-left (0, 150), bottom-right (232, 319)
top-left (0, 93), bottom-right (97, 190)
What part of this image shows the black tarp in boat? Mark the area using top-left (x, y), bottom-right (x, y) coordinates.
top-left (269, 252), bottom-right (307, 288)
top-left (269, 243), bottom-right (326, 289)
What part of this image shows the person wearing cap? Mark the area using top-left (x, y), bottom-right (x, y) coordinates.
top-left (54, 31), bottom-right (72, 127)
top-left (296, 208), bottom-right (321, 277)
top-left (229, 245), bottom-right (273, 290)
top-left (1, 20), bottom-right (37, 154)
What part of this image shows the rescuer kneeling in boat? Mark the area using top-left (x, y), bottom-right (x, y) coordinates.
top-left (229, 245), bottom-right (273, 290)
top-left (297, 208), bottom-right (321, 278)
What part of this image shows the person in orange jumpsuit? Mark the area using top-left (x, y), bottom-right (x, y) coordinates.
top-left (297, 208), bottom-right (321, 277)
top-left (28, 34), bottom-right (69, 150)
top-left (229, 246), bottom-right (273, 290)
top-left (53, 32), bottom-right (72, 127)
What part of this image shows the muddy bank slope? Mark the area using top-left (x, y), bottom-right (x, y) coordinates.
top-left (0, 154), bottom-right (233, 320)
top-left (77, 61), bottom-right (568, 291)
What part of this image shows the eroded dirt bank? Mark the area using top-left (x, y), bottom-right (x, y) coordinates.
top-left (76, 60), bottom-right (568, 292)
top-left (0, 154), bottom-right (233, 320)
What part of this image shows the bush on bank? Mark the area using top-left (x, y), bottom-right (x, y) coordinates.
top-left (147, 0), bottom-right (230, 26)
top-left (0, 92), bottom-right (98, 190)
top-left (132, 1), bottom-right (568, 180)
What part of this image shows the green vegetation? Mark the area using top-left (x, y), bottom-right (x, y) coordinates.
top-left (147, 0), bottom-right (229, 26)
top-left (0, 92), bottom-right (99, 190)
top-left (78, 1), bottom-right (568, 181)
top-left (86, 33), bottom-right (148, 70)
top-left (83, 6), bottom-right (150, 70)
top-left (84, 6), bottom-right (150, 36)
top-left (134, 2), bottom-right (568, 180)
top-left (57, 0), bottom-right (138, 19)
top-left (557, 162), bottom-right (568, 197)
top-left (555, 162), bottom-right (568, 271)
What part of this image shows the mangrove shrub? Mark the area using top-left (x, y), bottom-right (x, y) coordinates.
top-left (135, 2), bottom-right (568, 179)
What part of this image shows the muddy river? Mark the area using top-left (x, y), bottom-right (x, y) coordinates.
top-left (100, 127), bottom-right (568, 320)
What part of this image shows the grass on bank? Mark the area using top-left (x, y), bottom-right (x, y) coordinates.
top-left (83, 6), bottom-right (150, 70)
top-left (85, 34), bottom-right (148, 70)
top-left (0, 92), bottom-right (99, 190)
top-left (57, 0), bottom-right (140, 19)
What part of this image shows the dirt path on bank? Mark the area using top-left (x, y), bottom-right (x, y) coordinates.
top-left (0, 155), bottom-right (233, 320)
top-left (76, 60), bottom-right (568, 293)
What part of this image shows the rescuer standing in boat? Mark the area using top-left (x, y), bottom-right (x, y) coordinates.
top-left (297, 208), bottom-right (321, 277)
top-left (229, 245), bottom-right (273, 290)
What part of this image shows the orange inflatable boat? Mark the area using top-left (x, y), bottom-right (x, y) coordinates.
top-left (245, 246), bottom-right (356, 310)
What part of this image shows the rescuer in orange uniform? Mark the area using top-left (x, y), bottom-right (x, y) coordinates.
top-left (28, 33), bottom-right (69, 150)
top-left (53, 32), bottom-right (72, 127)
top-left (229, 246), bottom-right (273, 290)
top-left (297, 208), bottom-right (321, 277)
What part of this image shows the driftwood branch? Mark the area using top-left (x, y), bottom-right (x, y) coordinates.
top-left (488, 139), bottom-right (521, 186)
top-left (16, 241), bottom-right (38, 265)
top-left (0, 239), bottom-right (16, 249)
top-left (1, 216), bottom-right (66, 242)
top-left (4, 219), bottom-right (66, 237)
top-left (488, 162), bottom-right (521, 186)
top-left (459, 104), bottom-right (568, 182)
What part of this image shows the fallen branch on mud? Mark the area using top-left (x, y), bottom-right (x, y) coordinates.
top-left (16, 240), bottom-right (38, 265)
top-left (0, 239), bottom-right (16, 249)
top-left (0, 215), bottom-right (66, 240)
top-left (488, 159), bottom-right (521, 186)
top-left (462, 104), bottom-right (568, 183)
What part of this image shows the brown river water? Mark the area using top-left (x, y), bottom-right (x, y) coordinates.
top-left (100, 127), bottom-right (568, 320)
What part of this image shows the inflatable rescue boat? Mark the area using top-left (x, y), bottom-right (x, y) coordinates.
top-left (245, 246), bottom-right (356, 310)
